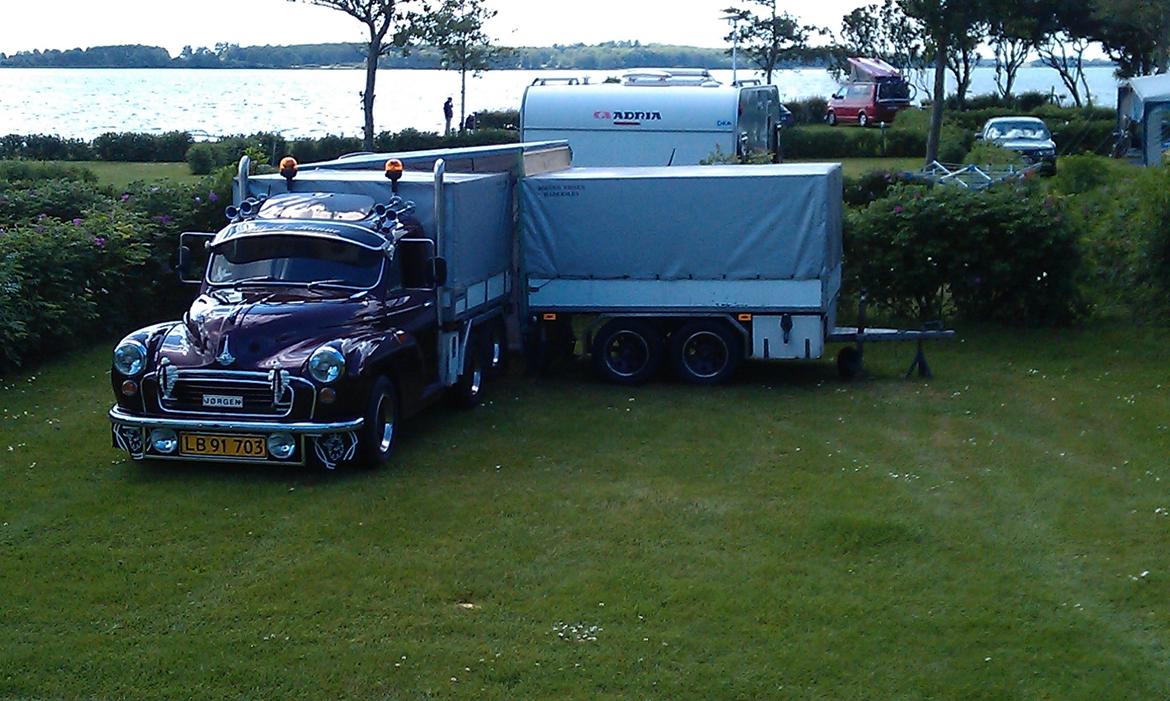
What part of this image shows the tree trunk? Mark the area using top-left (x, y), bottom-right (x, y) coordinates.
top-left (926, 43), bottom-right (946, 165)
top-left (362, 38), bottom-right (381, 152)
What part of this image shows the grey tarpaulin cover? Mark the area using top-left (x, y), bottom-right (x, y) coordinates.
top-left (248, 169), bottom-right (513, 291)
top-left (520, 164), bottom-right (842, 282)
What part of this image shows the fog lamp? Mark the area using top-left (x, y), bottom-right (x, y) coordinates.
top-left (121, 380), bottom-right (139, 397)
top-left (267, 432), bottom-right (296, 460)
top-left (150, 428), bottom-right (178, 454)
top-left (318, 387), bottom-right (337, 404)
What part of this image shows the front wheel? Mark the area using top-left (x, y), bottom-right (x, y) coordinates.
top-left (858, 111), bottom-right (868, 127)
top-left (826, 111), bottom-right (838, 126)
top-left (668, 320), bottom-right (741, 385)
top-left (358, 376), bottom-right (399, 468)
top-left (591, 319), bottom-right (663, 385)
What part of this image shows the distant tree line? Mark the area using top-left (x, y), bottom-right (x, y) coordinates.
top-left (0, 40), bottom-right (834, 70)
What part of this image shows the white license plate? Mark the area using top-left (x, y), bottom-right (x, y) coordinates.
top-left (202, 394), bottom-right (244, 409)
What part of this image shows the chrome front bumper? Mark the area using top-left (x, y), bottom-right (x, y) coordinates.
top-left (108, 406), bottom-right (363, 434)
top-left (108, 406), bottom-right (363, 469)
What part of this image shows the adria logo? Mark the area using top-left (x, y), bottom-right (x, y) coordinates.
top-left (592, 110), bottom-right (663, 123)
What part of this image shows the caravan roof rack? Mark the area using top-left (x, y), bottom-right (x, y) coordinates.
top-left (621, 68), bottom-right (721, 87)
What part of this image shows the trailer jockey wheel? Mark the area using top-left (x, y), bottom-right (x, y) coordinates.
top-left (591, 318), bottom-right (662, 385)
top-left (837, 346), bottom-right (863, 380)
top-left (669, 320), bottom-right (741, 385)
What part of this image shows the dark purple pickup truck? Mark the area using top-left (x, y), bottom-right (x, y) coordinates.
top-left (109, 157), bottom-right (513, 469)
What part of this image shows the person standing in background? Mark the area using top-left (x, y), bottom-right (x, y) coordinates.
top-left (443, 97), bottom-right (454, 136)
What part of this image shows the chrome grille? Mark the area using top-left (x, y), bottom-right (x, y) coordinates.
top-left (158, 373), bottom-right (295, 417)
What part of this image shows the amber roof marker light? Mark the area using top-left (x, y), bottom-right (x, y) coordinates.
top-left (385, 159), bottom-right (404, 194)
top-left (279, 157), bottom-right (298, 187)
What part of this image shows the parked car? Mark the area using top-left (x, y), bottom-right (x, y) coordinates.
top-left (976, 116), bottom-right (1057, 174)
top-left (826, 57), bottom-right (913, 127)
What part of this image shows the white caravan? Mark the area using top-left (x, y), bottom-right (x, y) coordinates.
top-left (520, 69), bottom-right (784, 166)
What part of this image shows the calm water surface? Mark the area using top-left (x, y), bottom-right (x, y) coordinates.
top-left (0, 66), bottom-right (1122, 139)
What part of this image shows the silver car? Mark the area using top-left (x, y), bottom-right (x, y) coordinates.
top-left (977, 116), bottom-right (1057, 174)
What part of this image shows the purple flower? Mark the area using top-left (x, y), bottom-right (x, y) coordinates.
top-left (153, 214), bottom-right (173, 225)
top-left (194, 196), bottom-right (202, 204)
top-left (71, 218), bottom-right (83, 226)
top-left (120, 193), bottom-right (131, 202)
top-left (93, 236), bottom-right (106, 248)
top-left (208, 191), bottom-right (219, 203)
top-left (893, 205), bottom-right (904, 214)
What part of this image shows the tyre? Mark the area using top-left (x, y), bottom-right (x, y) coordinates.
top-left (837, 346), bottom-right (863, 380)
top-left (858, 111), bottom-right (868, 127)
top-left (591, 318), bottom-right (663, 385)
top-left (358, 376), bottom-right (399, 468)
top-left (668, 320), bottom-right (741, 385)
top-left (449, 333), bottom-right (486, 408)
top-left (826, 111), bottom-right (838, 126)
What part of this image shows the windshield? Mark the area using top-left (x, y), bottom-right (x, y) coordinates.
top-left (986, 121), bottom-right (1050, 140)
top-left (208, 234), bottom-right (384, 288)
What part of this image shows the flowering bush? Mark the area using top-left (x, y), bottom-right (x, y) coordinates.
top-left (0, 168), bottom-right (233, 368)
top-left (845, 182), bottom-right (1086, 324)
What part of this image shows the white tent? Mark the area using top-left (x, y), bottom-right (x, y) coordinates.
top-left (1118, 74), bottom-right (1170, 165)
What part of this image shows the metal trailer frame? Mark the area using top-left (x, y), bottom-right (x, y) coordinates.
top-left (827, 297), bottom-right (955, 379)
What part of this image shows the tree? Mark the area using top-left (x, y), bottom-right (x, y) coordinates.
top-left (946, 30), bottom-right (982, 110)
top-left (898, 0), bottom-right (987, 163)
top-left (722, 0), bottom-right (820, 84)
top-left (837, 0), bottom-right (926, 81)
top-left (1035, 3), bottom-right (1095, 107)
top-left (988, 9), bottom-right (1039, 100)
top-left (423, 0), bottom-right (506, 130)
top-left (290, 0), bottom-right (419, 151)
top-left (1092, 0), bottom-right (1170, 78)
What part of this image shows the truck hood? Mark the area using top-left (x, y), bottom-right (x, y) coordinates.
top-left (157, 290), bottom-right (378, 372)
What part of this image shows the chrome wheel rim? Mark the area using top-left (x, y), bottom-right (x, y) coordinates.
top-left (681, 331), bottom-right (729, 379)
top-left (604, 330), bottom-right (650, 378)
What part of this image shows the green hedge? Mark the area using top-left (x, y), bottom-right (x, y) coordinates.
top-left (0, 167), bottom-right (233, 367)
top-left (845, 182), bottom-right (1086, 324)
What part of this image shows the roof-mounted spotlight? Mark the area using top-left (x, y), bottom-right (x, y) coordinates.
top-left (279, 156), bottom-right (298, 186)
top-left (385, 159), bottom-right (404, 194)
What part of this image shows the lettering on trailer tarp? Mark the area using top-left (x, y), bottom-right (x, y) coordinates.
top-left (535, 183), bottom-right (584, 198)
top-left (593, 110), bottom-right (663, 126)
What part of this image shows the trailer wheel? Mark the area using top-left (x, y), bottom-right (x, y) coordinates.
top-left (358, 376), bottom-right (399, 468)
top-left (669, 320), bottom-right (741, 385)
top-left (450, 333), bottom-right (486, 408)
top-left (591, 319), bottom-right (662, 385)
top-left (826, 110), bottom-right (838, 126)
top-left (837, 346), bottom-right (863, 380)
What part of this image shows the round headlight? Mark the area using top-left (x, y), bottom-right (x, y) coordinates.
top-left (113, 340), bottom-right (148, 376)
top-left (267, 432), bottom-right (296, 460)
top-left (308, 345), bottom-right (346, 384)
top-left (150, 428), bottom-right (178, 454)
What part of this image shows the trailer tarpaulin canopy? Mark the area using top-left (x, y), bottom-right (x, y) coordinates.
top-left (520, 164), bottom-right (842, 283)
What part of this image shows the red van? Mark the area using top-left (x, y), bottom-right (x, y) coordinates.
top-left (826, 58), bottom-right (913, 127)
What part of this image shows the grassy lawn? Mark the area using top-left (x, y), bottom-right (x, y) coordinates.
top-left (2, 325), bottom-right (1169, 700)
top-left (40, 161), bottom-right (200, 188)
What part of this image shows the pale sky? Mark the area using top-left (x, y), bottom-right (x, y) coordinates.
top-left (0, 0), bottom-right (867, 55)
